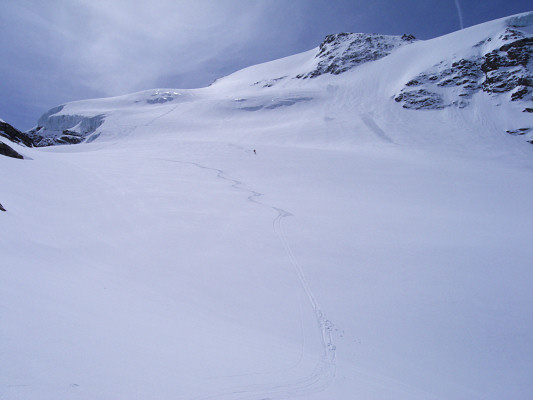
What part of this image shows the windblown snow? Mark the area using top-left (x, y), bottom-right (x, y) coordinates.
top-left (1, 12), bottom-right (532, 400)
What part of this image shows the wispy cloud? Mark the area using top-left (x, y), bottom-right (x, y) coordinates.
top-left (6, 0), bottom-right (271, 96)
top-left (454, 0), bottom-right (465, 29)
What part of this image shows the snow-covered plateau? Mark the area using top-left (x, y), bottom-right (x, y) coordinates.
top-left (1, 12), bottom-right (532, 400)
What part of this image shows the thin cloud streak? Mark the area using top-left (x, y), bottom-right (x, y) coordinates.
top-left (454, 0), bottom-right (465, 29)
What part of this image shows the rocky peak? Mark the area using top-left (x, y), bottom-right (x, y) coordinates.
top-left (297, 32), bottom-right (416, 79)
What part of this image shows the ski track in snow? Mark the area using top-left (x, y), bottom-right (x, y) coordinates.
top-left (156, 157), bottom-right (336, 399)
top-left (144, 102), bottom-right (183, 126)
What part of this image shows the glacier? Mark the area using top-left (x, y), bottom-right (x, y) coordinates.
top-left (1, 12), bottom-right (532, 400)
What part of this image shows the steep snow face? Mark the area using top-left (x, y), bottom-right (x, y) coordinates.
top-left (394, 16), bottom-right (533, 113)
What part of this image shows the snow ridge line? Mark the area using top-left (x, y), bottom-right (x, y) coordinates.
top-left (156, 157), bottom-right (336, 399)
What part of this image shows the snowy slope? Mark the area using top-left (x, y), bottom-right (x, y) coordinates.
top-left (1, 12), bottom-right (533, 400)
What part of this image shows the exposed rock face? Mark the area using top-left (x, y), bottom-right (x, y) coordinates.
top-left (27, 106), bottom-right (105, 147)
top-left (297, 32), bottom-right (416, 79)
top-left (482, 35), bottom-right (532, 100)
top-left (0, 203), bottom-right (5, 212)
top-left (394, 88), bottom-right (448, 110)
top-left (395, 25), bottom-right (532, 110)
top-left (0, 120), bottom-right (33, 147)
top-left (395, 58), bottom-right (484, 109)
top-left (0, 141), bottom-right (24, 159)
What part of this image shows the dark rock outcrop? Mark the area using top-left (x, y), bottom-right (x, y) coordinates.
top-left (0, 120), bottom-right (33, 147)
top-left (0, 141), bottom-right (24, 159)
top-left (0, 203), bottom-right (5, 212)
top-left (394, 89), bottom-right (446, 110)
top-left (506, 127), bottom-right (532, 136)
top-left (482, 35), bottom-right (532, 99)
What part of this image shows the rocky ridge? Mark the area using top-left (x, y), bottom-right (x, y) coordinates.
top-left (297, 32), bottom-right (416, 79)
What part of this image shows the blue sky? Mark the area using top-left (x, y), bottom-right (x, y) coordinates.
top-left (1, 0), bottom-right (531, 130)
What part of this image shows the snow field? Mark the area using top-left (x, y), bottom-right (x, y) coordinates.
top-left (3, 134), bottom-right (531, 399)
top-left (2, 12), bottom-right (533, 399)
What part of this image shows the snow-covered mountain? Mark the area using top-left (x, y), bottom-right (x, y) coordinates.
top-left (1, 12), bottom-right (532, 400)
top-left (26, 11), bottom-right (533, 147)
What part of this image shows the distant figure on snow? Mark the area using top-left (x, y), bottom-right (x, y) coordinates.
top-left (253, 149), bottom-right (256, 155)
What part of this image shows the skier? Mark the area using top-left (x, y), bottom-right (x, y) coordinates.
top-left (253, 149), bottom-right (256, 155)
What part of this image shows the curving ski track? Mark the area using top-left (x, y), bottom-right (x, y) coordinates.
top-left (157, 157), bottom-right (336, 399)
